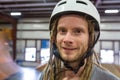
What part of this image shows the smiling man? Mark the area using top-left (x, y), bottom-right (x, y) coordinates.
top-left (39, 0), bottom-right (120, 80)
top-left (56, 15), bottom-right (89, 65)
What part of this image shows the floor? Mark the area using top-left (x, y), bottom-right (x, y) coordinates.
top-left (20, 66), bottom-right (41, 80)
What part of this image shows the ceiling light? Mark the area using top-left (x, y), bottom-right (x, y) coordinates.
top-left (10, 12), bottom-right (22, 16)
top-left (105, 9), bottom-right (119, 14)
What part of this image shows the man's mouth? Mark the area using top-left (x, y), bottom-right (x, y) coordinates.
top-left (62, 47), bottom-right (77, 50)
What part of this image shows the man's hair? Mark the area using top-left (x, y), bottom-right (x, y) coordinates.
top-left (42, 14), bottom-right (101, 80)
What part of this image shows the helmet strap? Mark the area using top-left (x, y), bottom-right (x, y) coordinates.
top-left (64, 49), bottom-right (93, 74)
top-left (64, 60), bottom-right (84, 74)
top-left (53, 43), bottom-right (64, 61)
top-left (52, 43), bottom-right (94, 74)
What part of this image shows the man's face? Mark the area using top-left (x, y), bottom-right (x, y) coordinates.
top-left (56, 14), bottom-right (89, 63)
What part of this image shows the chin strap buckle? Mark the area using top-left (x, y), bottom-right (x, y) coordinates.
top-left (64, 61), bottom-right (84, 74)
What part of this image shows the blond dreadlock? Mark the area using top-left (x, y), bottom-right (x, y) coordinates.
top-left (41, 14), bottom-right (101, 80)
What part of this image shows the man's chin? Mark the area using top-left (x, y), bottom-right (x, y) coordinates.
top-left (62, 58), bottom-right (77, 63)
top-left (62, 56), bottom-right (83, 63)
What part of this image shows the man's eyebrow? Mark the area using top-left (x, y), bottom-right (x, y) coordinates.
top-left (57, 26), bottom-right (64, 29)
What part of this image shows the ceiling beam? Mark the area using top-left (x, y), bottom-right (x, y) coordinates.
top-left (0, 2), bottom-right (57, 8)
top-left (95, 0), bottom-right (101, 7)
top-left (102, 0), bottom-right (120, 4)
top-left (0, 8), bottom-right (53, 12)
top-left (0, 0), bottom-right (46, 2)
top-left (97, 5), bottom-right (120, 9)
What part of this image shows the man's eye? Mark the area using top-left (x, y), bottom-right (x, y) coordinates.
top-left (74, 29), bottom-right (81, 34)
top-left (58, 29), bottom-right (66, 34)
top-left (60, 29), bottom-right (66, 32)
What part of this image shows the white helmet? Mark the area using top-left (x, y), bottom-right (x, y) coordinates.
top-left (49, 0), bottom-right (100, 32)
top-left (50, 0), bottom-right (101, 68)
top-left (50, 0), bottom-right (100, 46)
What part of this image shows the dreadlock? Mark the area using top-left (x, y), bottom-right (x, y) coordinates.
top-left (41, 14), bottom-right (101, 80)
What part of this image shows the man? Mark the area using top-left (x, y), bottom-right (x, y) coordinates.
top-left (39, 0), bottom-right (120, 80)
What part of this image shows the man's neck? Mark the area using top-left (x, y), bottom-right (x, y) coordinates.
top-left (64, 59), bottom-right (86, 74)
top-left (62, 61), bottom-right (86, 80)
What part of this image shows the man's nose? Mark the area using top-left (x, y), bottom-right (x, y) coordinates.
top-left (63, 32), bottom-right (73, 44)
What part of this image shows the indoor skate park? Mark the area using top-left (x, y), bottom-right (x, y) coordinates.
top-left (0, 0), bottom-right (120, 80)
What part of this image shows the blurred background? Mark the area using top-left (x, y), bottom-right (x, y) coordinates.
top-left (0, 0), bottom-right (120, 79)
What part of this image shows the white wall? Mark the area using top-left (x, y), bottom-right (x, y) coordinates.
top-left (16, 17), bottom-right (120, 66)
top-left (17, 18), bottom-right (50, 39)
top-left (16, 18), bottom-right (50, 66)
top-left (100, 23), bottom-right (120, 40)
top-left (95, 22), bottom-right (120, 51)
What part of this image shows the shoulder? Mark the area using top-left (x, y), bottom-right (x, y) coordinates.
top-left (91, 65), bottom-right (120, 80)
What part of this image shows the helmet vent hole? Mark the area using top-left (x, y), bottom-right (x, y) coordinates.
top-left (58, 1), bottom-right (66, 6)
top-left (76, 1), bottom-right (87, 5)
